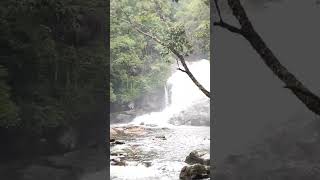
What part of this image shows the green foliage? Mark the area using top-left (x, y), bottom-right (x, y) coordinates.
top-left (0, 65), bottom-right (19, 127)
top-left (110, 0), bottom-right (174, 104)
top-left (0, 0), bottom-right (107, 131)
top-left (110, 0), bottom-right (209, 104)
top-left (175, 0), bottom-right (210, 57)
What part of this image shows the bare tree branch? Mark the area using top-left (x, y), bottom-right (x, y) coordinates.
top-left (219, 0), bottom-right (320, 115)
top-left (213, 0), bottom-right (223, 22)
top-left (177, 68), bottom-right (187, 73)
top-left (214, 21), bottom-right (243, 35)
top-left (170, 47), bottom-right (210, 98)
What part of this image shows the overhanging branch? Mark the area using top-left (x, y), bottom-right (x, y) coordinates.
top-left (214, 21), bottom-right (243, 35)
top-left (219, 0), bottom-right (320, 115)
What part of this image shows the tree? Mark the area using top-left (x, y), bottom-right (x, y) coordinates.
top-left (0, 0), bottom-right (107, 137)
top-left (213, 0), bottom-right (320, 116)
top-left (111, 0), bottom-right (210, 99)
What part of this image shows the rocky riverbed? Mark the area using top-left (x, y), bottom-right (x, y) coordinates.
top-left (110, 124), bottom-right (210, 179)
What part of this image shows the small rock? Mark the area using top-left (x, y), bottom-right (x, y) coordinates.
top-left (110, 151), bottom-right (128, 157)
top-left (155, 135), bottom-right (166, 140)
top-left (114, 140), bottom-right (125, 145)
top-left (146, 124), bottom-right (157, 127)
top-left (143, 161), bottom-right (152, 167)
top-left (111, 158), bottom-right (127, 166)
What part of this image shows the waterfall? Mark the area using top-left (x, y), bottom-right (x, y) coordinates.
top-left (131, 59), bottom-right (210, 127)
top-left (164, 85), bottom-right (170, 107)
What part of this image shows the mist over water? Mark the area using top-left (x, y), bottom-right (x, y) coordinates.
top-left (131, 59), bottom-right (210, 127)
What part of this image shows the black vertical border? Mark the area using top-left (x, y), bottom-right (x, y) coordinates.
top-left (105, 0), bottom-right (110, 178)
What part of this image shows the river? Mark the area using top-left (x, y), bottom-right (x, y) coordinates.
top-left (110, 59), bottom-right (210, 179)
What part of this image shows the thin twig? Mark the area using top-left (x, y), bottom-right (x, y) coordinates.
top-left (177, 68), bottom-right (186, 73)
top-left (213, 21), bottom-right (243, 35)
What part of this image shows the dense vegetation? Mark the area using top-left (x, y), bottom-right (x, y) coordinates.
top-left (110, 0), bottom-right (209, 106)
top-left (0, 0), bottom-right (107, 155)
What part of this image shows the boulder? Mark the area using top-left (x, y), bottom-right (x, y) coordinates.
top-left (110, 158), bottom-right (127, 166)
top-left (169, 99), bottom-right (209, 126)
top-left (110, 113), bottom-right (134, 124)
top-left (110, 126), bottom-right (146, 139)
top-left (185, 150), bottom-right (210, 166)
top-left (179, 164), bottom-right (210, 180)
top-left (110, 110), bottom-right (143, 124)
top-left (143, 161), bottom-right (152, 167)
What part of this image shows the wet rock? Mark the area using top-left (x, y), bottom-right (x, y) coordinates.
top-left (110, 128), bottom-right (118, 139)
top-left (185, 150), bottom-right (210, 166)
top-left (111, 158), bottom-right (127, 166)
top-left (110, 126), bottom-right (146, 139)
top-left (155, 135), bottom-right (166, 140)
top-left (110, 145), bottom-right (134, 157)
top-left (114, 140), bottom-right (125, 145)
top-left (124, 126), bottom-right (146, 136)
top-left (110, 153), bottom-right (126, 157)
top-left (110, 113), bottom-right (135, 124)
top-left (110, 149), bottom-right (128, 157)
top-left (143, 161), bottom-right (152, 167)
top-left (110, 110), bottom-right (147, 124)
top-left (169, 99), bottom-right (209, 126)
top-left (179, 164), bottom-right (210, 180)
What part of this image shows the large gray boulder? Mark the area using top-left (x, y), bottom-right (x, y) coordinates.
top-left (169, 99), bottom-right (209, 126)
top-left (179, 164), bottom-right (210, 180)
top-left (185, 150), bottom-right (210, 166)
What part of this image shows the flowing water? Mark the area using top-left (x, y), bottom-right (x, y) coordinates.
top-left (110, 59), bottom-right (210, 180)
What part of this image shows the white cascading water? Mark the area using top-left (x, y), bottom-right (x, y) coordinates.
top-left (164, 85), bottom-right (169, 107)
top-left (131, 59), bottom-right (210, 127)
top-left (111, 59), bottom-right (210, 179)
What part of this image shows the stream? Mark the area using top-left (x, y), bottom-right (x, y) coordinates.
top-left (110, 59), bottom-right (210, 180)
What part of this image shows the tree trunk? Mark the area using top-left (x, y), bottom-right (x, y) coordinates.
top-left (214, 0), bottom-right (320, 115)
